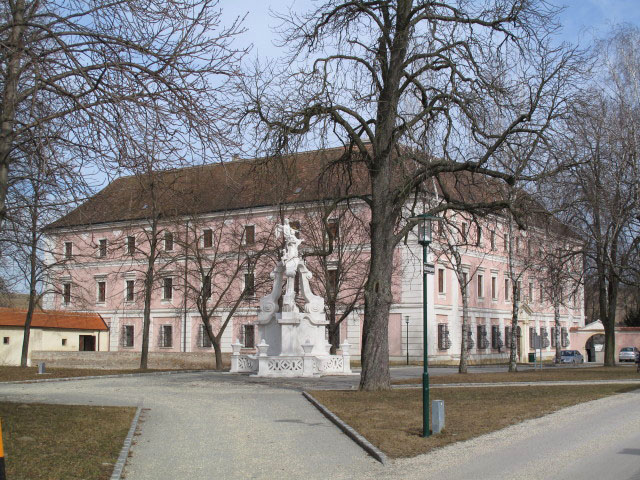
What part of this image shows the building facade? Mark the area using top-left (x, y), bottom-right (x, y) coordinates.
top-left (42, 148), bottom-right (586, 364)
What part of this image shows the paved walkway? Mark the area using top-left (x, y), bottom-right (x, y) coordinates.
top-left (1, 369), bottom-right (639, 479)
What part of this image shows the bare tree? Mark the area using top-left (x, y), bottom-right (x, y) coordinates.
top-left (243, 1), bottom-right (582, 390)
top-left (179, 213), bottom-right (277, 370)
top-left (0, 0), bottom-right (245, 226)
top-left (297, 202), bottom-right (369, 354)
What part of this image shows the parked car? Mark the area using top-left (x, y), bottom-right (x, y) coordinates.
top-left (619, 347), bottom-right (639, 362)
top-left (559, 350), bottom-right (584, 364)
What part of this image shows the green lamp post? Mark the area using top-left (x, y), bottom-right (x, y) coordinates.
top-left (410, 214), bottom-right (439, 438)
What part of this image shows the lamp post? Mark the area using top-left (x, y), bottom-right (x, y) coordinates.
top-left (405, 315), bottom-right (410, 365)
top-left (410, 214), bottom-right (439, 438)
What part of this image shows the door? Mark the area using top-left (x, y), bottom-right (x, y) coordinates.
top-left (79, 335), bottom-right (96, 351)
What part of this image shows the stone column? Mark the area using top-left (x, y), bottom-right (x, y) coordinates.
top-left (230, 342), bottom-right (242, 373)
top-left (340, 340), bottom-right (352, 374)
top-left (257, 339), bottom-right (270, 376)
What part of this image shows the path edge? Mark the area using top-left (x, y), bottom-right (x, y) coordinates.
top-left (302, 391), bottom-right (388, 465)
top-left (111, 405), bottom-right (143, 480)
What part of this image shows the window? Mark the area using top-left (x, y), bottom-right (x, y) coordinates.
top-left (476, 226), bottom-right (482, 246)
top-left (126, 236), bottom-right (136, 255)
top-left (244, 273), bottom-right (255, 297)
top-left (163, 277), bottom-right (173, 300)
top-left (64, 242), bottom-right (73, 259)
top-left (3, 337), bottom-right (9, 345)
top-left (126, 280), bottom-right (135, 302)
top-left (461, 222), bottom-right (467, 242)
top-left (529, 327), bottom-right (535, 349)
top-left (515, 236), bottom-right (520, 252)
top-left (505, 326), bottom-right (512, 349)
top-left (477, 325), bottom-right (488, 349)
top-left (123, 325), bottom-right (134, 348)
top-left (504, 233), bottom-right (509, 252)
top-left (327, 219), bottom-right (339, 241)
top-left (203, 229), bottom-right (213, 248)
top-left (527, 240), bottom-right (532, 257)
top-left (200, 325), bottom-right (212, 348)
top-left (491, 276), bottom-right (497, 300)
top-left (438, 268), bottom-right (445, 294)
top-left (99, 239), bottom-right (107, 257)
top-left (61, 338), bottom-right (67, 346)
top-left (561, 327), bottom-right (569, 347)
top-left (203, 275), bottom-right (211, 299)
top-left (491, 325), bottom-right (501, 349)
top-left (490, 231), bottom-right (496, 250)
top-left (63, 283), bottom-right (71, 305)
top-left (244, 225), bottom-right (255, 245)
top-left (97, 281), bottom-right (106, 303)
top-left (515, 280), bottom-right (521, 302)
top-left (164, 232), bottom-right (174, 251)
top-left (477, 274), bottom-right (484, 298)
top-left (539, 284), bottom-right (544, 303)
top-left (528, 282), bottom-right (534, 302)
top-left (504, 278), bottom-right (510, 301)
top-left (242, 325), bottom-right (255, 348)
top-left (437, 324), bottom-right (450, 350)
top-left (160, 325), bottom-right (173, 348)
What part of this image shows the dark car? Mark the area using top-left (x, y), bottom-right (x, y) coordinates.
top-left (559, 350), bottom-right (584, 364)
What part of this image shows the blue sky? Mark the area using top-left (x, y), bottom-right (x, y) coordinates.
top-left (221, 0), bottom-right (640, 56)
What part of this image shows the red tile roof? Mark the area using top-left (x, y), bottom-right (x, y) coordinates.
top-left (0, 308), bottom-right (108, 331)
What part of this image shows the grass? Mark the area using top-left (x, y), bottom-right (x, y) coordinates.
top-left (310, 384), bottom-right (637, 458)
top-left (1, 402), bottom-right (136, 480)
top-left (0, 366), bottom-right (196, 382)
top-left (393, 366), bottom-right (640, 385)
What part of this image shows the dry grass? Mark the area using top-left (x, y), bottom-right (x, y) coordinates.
top-left (1, 402), bottom-right (136, 479)
top-left (393, 366), bottom-right (640, 385)
top-left (0, 366), bottom-right (197, 382)
top-left (310, 384), bottom-right (637, 458)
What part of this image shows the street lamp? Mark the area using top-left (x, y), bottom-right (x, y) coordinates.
top-left (405, 315), bottom-right (410, 365)
top-left (409, 214), bottom-right (440, 438)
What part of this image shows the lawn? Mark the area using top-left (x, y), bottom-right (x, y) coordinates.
top-left (309, 384), bottom-right (637, 458)
top-left (393, 366), bottom-right (640, 385)
top-left (1, 402), bottom-right (136, 480)
top-left (0, 366), bottom-right (190, 382)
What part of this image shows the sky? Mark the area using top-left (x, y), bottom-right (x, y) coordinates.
top-left (221, 0), bottom-right (640, 57)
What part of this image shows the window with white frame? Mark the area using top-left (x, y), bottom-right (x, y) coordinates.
top-left (477, 274), bottom-right (484, 298)
top-left (159, 325), bottom-right (173, 348)
top-left (528, 282), bottom-right (534, 302)
top-left (491, 276), bottom-right (497, 300)
top-left (125, 279), bottom-right (135, 302)
top-left (122, 325), bottom-right (134, 348)
top-left (490, 230), bottom-right (496, 250)
top-left (97, 280), bottom-right (106, 303)
top-left (64, 242), bottom-right (73, 259)
top-left (164, 231), bottom-right (174, 251)
top-left (98, 239), bottom-right (107, 257)
top-left (163, 277), bottom-right (173, 300)
top-left (63, 282), bottom-right (71, 305)
top-left (437, 268), bottom-right (445, 294)
top-left (504, 278), bottom-right (510, 301)
top-left (126, 236), bottom-right (136, 255)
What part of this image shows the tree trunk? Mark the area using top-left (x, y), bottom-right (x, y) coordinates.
top-left (328, 302), bottom-right (339, 355)
top-left (212, 338), bottom-right (223, 371)
top-left (359, 187), bottom-right (396, 390)
top-left (20, 224), bottom-right (39, 367)
top-left (140, 227), bottom-right (157, 369)
top-left (459, 277), bottom-right (470, 374)
top-left (0, 0), bottom-right (25, 226)
top-left (554, 301), bottom-right (561, 364)
top-left (508, 285), bottom-right (520, 372)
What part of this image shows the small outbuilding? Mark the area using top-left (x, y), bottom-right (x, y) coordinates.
top-left (0, 308), bottom-right (109, 365)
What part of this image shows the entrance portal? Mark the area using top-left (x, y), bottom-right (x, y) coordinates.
top-left (79, 335), bottom-right (96, 351)
top-left (585, 334), bottom-right (605, 362)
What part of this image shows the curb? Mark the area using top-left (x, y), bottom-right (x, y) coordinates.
top-left (0, 369), bottom-right (211, 385)
top-left (302, 391), bottom-right (388, 465)
top-left (111, 405), bottom-right (143, 480)
top-left (392, 379), bottom-right (640, 389)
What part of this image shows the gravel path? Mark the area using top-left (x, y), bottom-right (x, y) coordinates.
top-left (1, 370), bottom-right (639, 479)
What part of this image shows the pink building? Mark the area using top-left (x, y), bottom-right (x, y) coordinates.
top-left (42, 147), bottom-right (586, 364)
